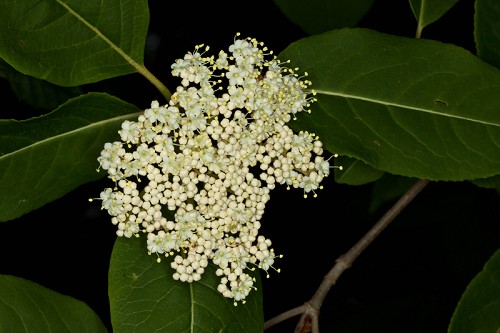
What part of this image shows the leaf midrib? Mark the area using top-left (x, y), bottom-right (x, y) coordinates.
top-left (0, 112), bottom-right (142, 160)
top-left (55, 0), bottom-right (143, 73)
top-left (315, 89), bottom-right (500, 127)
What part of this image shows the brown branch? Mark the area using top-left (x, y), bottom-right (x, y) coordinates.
top-left (263, 305), bottom-right (306, 329)
top-left (264, 179), bottom-right (430, 332)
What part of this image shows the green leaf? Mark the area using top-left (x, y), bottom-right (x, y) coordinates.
top-left (0, 274), bottom-right (108, 333)
top-left (280, 28), bottom-right (500, 181)
top-left (0, 0), bottom-right (149, 86)
top-left (273, 0), bottom-right (374, 35)
top-left (0, 92), bottom-right (141, 222)
top-left (448, 248), bottom-right (500, 333)
top-left (109, 236), bottom-right (264, 333)
top-left (0, 59), bottom-right (82, 111)
top-left (334, 155), bottom-right (384, 185)
top-left (408, 0), bottom-right (460, 36)
top-left (475, 0), bottom-right (500, 68)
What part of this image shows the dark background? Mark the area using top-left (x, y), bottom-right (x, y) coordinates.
top-left (2, 0), bottom-right (499, 332)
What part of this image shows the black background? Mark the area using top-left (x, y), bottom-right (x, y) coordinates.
top-left (2, 0), bottom-right (499, 332)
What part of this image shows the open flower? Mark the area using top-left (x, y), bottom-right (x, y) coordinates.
top-left (94, 34), bottom-right (337, 303)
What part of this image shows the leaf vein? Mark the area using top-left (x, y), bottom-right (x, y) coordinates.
top-left (315, 89), bottom-right (500, 127)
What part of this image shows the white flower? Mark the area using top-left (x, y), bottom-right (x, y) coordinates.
top-left (119, 120), bottom-right (139, 144)
top-left (213, 247), bottom-right (232, 268)
top-left (144, 100), bottom-right (167, 123)
top-left (94, 34), bottom-right (339, 304)
top-left (147, 233), bottom-right (165, 254)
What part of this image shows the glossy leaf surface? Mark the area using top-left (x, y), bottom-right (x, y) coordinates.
top-left (0, 274), bottom-right (108, 333)
top-left (108, 236), bottom-right (264, 333)
top-left (280, 28), bottom-right (500, 181)
top-left (0, 92), bottom-right (141, 222)
top-left (0, 0), bottom-right (149, 86)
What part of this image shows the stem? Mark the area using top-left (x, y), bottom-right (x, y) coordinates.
top-left (308, 179), bottom-right (430, 311)
top-left (135, 66), bottom-right (172, 101)
top-left (415, 2), bottom-right (424, 39)
top-left (415, 24), bottom-right (423, 39)
top-left (56, 0), bottom-right (172, 102)
top-left (264, 179), bottom-right (431, 332)
top-left (263, 305), bottom-right (306, 330)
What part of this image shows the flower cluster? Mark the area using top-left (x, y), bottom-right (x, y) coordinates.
top-left (94, 34), bottom-right (336, 304)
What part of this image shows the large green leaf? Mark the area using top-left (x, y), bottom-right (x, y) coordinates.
top-left (448, 248), bottom-right (500, 333)
top-left (273, 0), bottom-right (374, 35)
top-left (475, 0), bottom-right (500, 68)
top-left (280, 28), bottom-right (500, 181)
top-left (408, 0), bottom-right (460, 36)
top-left (0, 92), bottom-right (141, 222)
top-left (0, 274), bottom-right (108, 333)
top-left (108, 236), bottom-right (264, 333)
top-left (0, 0), bottom-right (149, 86)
